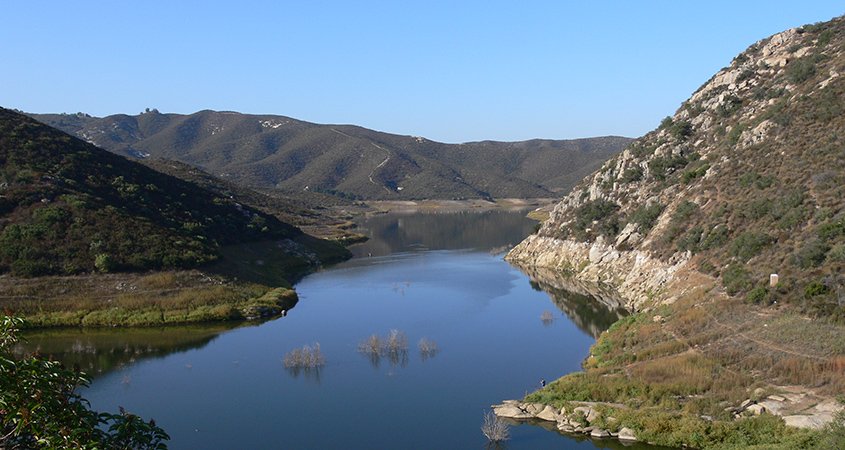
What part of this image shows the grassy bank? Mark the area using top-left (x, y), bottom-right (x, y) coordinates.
top-left (0, 270), bottom-right (298, 328)
top-left (524, 279), bottom-right (845, 449)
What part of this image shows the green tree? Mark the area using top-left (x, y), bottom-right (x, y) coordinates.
top-left (0, 315), bottom-right (169, 448)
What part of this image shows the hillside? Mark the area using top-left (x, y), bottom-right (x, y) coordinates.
top-left (506, 16), bottom-right (845, 448)
top-left (29, 110), bottom-right (630, 200)
top-left (0, 108), bottom-right (349, 326)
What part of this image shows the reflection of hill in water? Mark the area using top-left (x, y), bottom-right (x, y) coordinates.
top-left (351, 210), bottom-right (537, 257)
top-left (521, 265), bottom-right (627, 338)
top-left (18, 322), bottom-right (255, 377)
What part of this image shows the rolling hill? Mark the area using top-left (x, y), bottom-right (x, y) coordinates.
top-left (0, 107), bottom-right (348, 278)
top-left (29, 110), bottom-right (631, 200)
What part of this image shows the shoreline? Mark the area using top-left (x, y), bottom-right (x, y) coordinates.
top-left (501, 239), bottom-right (845, 448)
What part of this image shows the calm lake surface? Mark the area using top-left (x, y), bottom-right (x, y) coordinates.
top-left (28, 209), bottom-right (668, 449)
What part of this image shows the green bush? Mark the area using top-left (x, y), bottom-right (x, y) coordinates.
top-left (94, 253), bottom-right (115, 273)
top-left (730, 232), bottom-right (773, 262)
top-left (786, 57), bottom-right (817, 84)
top-left (670, 120), bottom-right (694, 141)
top-left (827, 244), bottom-right (845, 262)
top-left (723, 263), bottom-right (753, 295)
top-left (746, 286), bottom-right (770, 304)
top-left (793, 239), bottom-right (830, 268)
top-left (621, 166), bottom-right (644, 183)
top-left (629, 203), bottom-right (665, 232)
top-left (0, 316), bottom-right (170, 448)
top-left (804, 281), bottom-right (830, 298)
top-left (682, 164), bottom-right (710, 184)
top-left (649, 154), bottom-right (690, 181)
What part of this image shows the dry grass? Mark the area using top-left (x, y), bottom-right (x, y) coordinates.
top-left (0, 270), bottom-right (290, 327)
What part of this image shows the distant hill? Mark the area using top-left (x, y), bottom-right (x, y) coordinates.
top-left (0, 108), bottom-right (347, 278)
top-left (29, 110), bottom-right (631, 200)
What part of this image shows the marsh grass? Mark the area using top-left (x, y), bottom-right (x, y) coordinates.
top-left (0, 270), bottom-right (294, 327)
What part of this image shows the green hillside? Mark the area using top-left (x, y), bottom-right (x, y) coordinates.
top-left (30, 110), bottom-right (630, 200)
top-left (0, 108), bottom-right (350, 327)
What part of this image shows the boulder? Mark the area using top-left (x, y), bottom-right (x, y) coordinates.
top-left (590, 428), bottom-right (611, 438)
top-left (536, 405), bottom-right (559, 422)
top-left (493, 404), bottom-right (523, 418)
top-left (783, 415), bottom-right (827, 430)
top-left (525, 403), bottom-right (544, 415)
top-left (617, 427), bottom-right (638, 442)
top-left (746, 404), bottom-right (767, 415)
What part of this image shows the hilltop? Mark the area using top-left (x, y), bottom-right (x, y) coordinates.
top-left (506, 16), bottom-right (845, 449)
top-left (29, 110), bottom-right (630, 200)
top-left (0, 108), bottom-right (349, 326)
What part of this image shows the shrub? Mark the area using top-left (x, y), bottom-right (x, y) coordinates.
top-left (629, 203), bottom-right (665, 232)
top-left (670, 120), bottom-right (693, 141)
top-left (794, 239), bottom-right (831, 268)
top-left (727, 124), bottom-right (746, 146)
top-left (649, 154), bottom-right (689, 180)
top-left (804, 281), bottom-right (830, 299)
top-left (621, 166), bottom-right (644, 183)
top-left (786, 57), bottom-right (817, 83)
top-left (94, 253), bottom-right (115, 273)
top-left (572, 199), bottom-right (621, 238)
top-left (730, 232), bottom-right (773, 262)
top-left (681, 164), bottom-right (709, 184)
top-left (746, 286), bottom-right (770, 305)
top-left (827, 244), bottom-right (845, 263)
top-left (723, 263), bottom-right (752, 295)
top-left (700, 224), bottom-right (729, 250)
top-left (0, 316), bottom-right (169, 448)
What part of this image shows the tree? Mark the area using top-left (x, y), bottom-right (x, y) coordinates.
top-left (0, 315), bottom-right (169, 448)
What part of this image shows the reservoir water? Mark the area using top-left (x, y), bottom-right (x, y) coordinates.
top-left (26, 209), bottom-right (665, 449)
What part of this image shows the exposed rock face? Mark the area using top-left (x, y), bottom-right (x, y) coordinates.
top-left (507, 234), bottom-right (687, 311)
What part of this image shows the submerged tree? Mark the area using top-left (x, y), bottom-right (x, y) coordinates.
top-left (0, 315), bottom-right (169, 448)
top-left (481, 410), bottom-right (510, 443)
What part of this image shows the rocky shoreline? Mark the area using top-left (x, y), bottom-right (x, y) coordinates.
top-left (492, 400), bottom-right (638, 443)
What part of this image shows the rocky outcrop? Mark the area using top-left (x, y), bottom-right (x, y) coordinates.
top-left (506, 234), bottom-right (687, 311)
top-left (493, 400), bottom-right (636, 443)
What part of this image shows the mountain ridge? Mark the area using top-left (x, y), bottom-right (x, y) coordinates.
top-left (29, 109), bottom-right (631, 200)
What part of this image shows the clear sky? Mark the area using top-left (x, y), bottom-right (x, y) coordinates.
top-left (1, 2), bottom-right (842, 143)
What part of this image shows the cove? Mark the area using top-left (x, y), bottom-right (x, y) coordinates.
top-left (27, 210), bottom-right (666, 449)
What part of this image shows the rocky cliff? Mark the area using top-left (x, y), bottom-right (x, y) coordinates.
top-left (509, 17), bottom-right (845, 319)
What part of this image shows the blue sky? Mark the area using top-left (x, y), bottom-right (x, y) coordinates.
top-left (1, 2), bottom-right (842, 143)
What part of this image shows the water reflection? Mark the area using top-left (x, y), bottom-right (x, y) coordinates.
top-left (522, 268), bottom-right (628, 338)
top-left (350, 209), bottom-right (537, 257)
top-left (17, 321), bottom-right (261, 376)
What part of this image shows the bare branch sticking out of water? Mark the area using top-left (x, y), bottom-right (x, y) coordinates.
top-left (358, 330), bottom-right (409, 368)
top-left (481, 410), bottom-right (510, 443)
top-left (418, 337), bottom-right (439, 360)
top-left (283, 343), bottom-right (325, 370)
